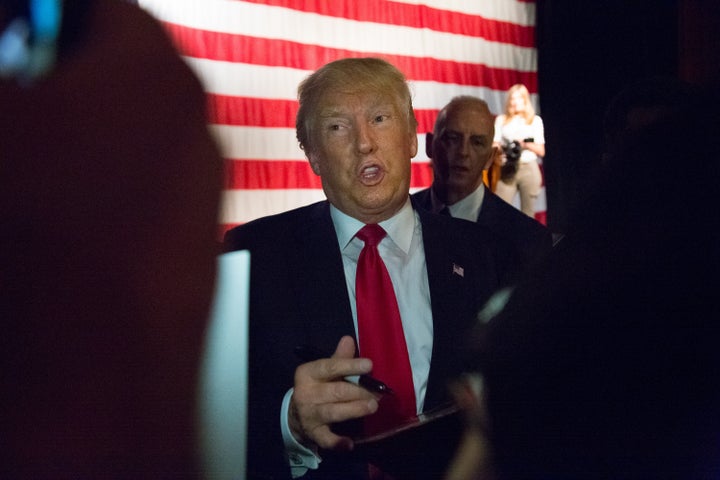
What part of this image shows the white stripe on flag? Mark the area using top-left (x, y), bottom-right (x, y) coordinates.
top-left (209, 125), bottom-right (305, 161)
top-left (140, 0), bottom-right (535, 70)
top-left (220, 189), bottom-right (327, 225)
top-left (389, 0), bottom-right (536, 25)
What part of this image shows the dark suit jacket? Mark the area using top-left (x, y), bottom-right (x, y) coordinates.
top-left (224, 199), bottom-right (516, 480)
top-left (412, 186), bottom-right (553, 269)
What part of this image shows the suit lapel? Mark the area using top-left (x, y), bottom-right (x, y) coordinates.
top-left (292, 202), bottom-right (357, 353)
top-left (412, 188), bottom-right (432, 211)
top-left (414, 205), bottom-right (477, 408)
top-left (476, 185), bottom-right (499, 227)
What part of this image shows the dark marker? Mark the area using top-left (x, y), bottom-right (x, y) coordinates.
top-left (294, 345), bottom-right (394, 395)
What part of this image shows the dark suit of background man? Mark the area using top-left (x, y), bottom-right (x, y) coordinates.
top-left (224, 58), bottom-right (516, 480)
top-left (413, 95), bottom-right (553, 269)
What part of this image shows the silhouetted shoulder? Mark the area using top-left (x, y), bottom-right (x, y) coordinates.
top-left (478, 191), bottom-right (552, 265)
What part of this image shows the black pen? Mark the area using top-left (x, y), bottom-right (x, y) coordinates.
top-left (293, 345), bottom-right (394, 395)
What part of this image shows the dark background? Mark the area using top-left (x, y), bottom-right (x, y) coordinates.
top-left (536, 0), bottom-right (720, 234)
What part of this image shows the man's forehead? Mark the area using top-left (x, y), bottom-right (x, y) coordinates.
top-left (318, 90), bottom-right (397, 114)
top-left (445, 112), bottom-right (493, 135)
top-left (453, 102), bottom-right (491, 118)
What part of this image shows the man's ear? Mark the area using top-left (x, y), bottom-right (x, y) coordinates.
top-left (483, 146), bottom-right (499, 170)
top-left (425, 132), bottom-right (434, 158)
top-left (308, 154), bottom-right (321, 176)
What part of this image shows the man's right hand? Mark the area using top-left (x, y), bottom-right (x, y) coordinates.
top-left (288, 335), bottom-right (379, 451)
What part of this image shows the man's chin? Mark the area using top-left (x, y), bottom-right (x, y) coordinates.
top-left (447, 177), bottom-right (470, 190)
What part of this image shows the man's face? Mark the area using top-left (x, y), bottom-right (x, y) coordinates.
top-left (431, 102), bottom-right (495, 204)
top-left (307, 90), bottom-right (417, 224)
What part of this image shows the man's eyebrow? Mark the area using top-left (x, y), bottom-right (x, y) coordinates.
top-left (318, 108), bottom-right (346, 118)
top-left (444, 128), bottom-right (484, 135)
top-left (317, 99), bottom-right (396, 118)
top-left (443, 130), bottom-right (490, 140)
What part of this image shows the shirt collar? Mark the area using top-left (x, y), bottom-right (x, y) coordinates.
top-left (330, 198), bottom-right (415, 254)
top-left (429, 184), bottom-right (485, 222)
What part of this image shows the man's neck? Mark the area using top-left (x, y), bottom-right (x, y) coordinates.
top-left (430, 184), bottom-right (486, 222)
top-left (431, 184), bottom-right (470, 207)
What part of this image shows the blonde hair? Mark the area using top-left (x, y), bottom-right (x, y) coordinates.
top-left (503, 83), bottom-right (535, 125)
top-left (295, 57), bottom-right (418, 156)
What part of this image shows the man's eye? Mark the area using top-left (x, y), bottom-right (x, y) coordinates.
top-left (443, 133), bottom-right (461, 143)
top-left (373, 115), bottom-right (388, 123)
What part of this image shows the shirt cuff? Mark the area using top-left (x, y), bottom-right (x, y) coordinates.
top-left (281, 388), bottom-right (322, 478)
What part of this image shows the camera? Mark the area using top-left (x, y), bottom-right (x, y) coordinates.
top-left (500, 139), bottom-right (521, 181)
top-left (499, 138), bottom-right (533, 181)
top-left (502, 140), bottom-right (523, 164)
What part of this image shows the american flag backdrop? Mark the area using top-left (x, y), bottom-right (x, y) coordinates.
top-left (137, 0), bottom-right (543, 232)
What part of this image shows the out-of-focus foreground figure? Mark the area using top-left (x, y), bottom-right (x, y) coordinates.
top-left (445, 80), bottom-right (720, 480)
top-left (1, 1), bottom-right (222, 478)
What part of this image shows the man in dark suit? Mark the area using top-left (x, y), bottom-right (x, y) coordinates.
top-left (412, 96), bottom-right (553, 268)
top-left (224, 58), bottom-right (516, 480)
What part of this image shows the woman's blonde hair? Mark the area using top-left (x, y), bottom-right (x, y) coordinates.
top-left (503, 83), bottom-right (535, 125)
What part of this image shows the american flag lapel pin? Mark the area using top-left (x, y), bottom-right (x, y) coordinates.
top-left (452, 263), bottom-right (464, 277)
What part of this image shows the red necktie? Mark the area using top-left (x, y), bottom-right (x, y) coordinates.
top-left (355, 224), bottom-right (416, 436)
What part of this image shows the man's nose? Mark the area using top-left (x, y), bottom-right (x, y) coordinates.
top-left (459, 137), bottom-right (471, 156)
top-left (355, 123), bottom-right (377, 154)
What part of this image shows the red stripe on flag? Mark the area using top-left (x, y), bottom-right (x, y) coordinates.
top-left (238, 0), bottom-right (535, 47)
top-left (415, 109), bottom-right (442, 134)
top-left (209, 94), bottom-right (495, 134)
top-left (209, 95), bottom-right (298, 128)
top-left (225, 159), bottom-right (320, 189)
top-left (411, 162), bottom-right (434, 187)
top-left (163, 23), bottom-right (537, 91)
top-left (225, 159), bottom-right (433, 189)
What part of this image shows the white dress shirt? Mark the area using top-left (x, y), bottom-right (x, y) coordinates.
top-left (281, 198), bottom-right (434, 477)
top-left (429, 184), bottom-right (486, 222)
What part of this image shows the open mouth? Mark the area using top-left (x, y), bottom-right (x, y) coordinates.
top-left (359, 164), bottom-right (384, 185)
